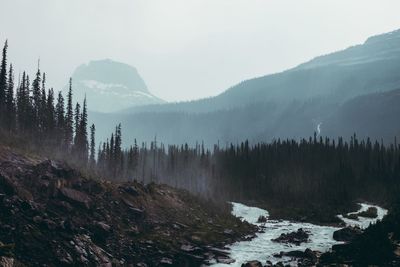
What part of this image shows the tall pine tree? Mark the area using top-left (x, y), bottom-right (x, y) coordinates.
top-left (89, 124), bottom-right (96, 168)
top-left (73, 102), bottom-right (81, 150)
top-left (0, 40), bottom-right (8, 126)
top-left (31, 66), bottom-right (41, 136)
top-left (79, 97), bottom-right (88, 164)
top-left (5, 64), bottom-right (15, 131)
top-left (55, 91), bottom-right (65, 146)
top-left (46, 88), bottom-right (55, 143)
top-left (64, 78), bottom-right (73, 150)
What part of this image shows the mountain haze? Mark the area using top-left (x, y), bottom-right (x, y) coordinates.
top-left (91, 29), bottom-right (400, 146)
top-left (122, 29), bottom-right (400, 115)
top-left (69, 59), bottom-right (164, 112)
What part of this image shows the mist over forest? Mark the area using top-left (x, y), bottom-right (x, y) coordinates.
top-left (1, 1), bottom-right (400, 266)
top-left (86, 30), bottom-right (400, 147)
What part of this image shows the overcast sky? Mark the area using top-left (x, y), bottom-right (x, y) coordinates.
top-left (1, 0), bottom-right (400, 102)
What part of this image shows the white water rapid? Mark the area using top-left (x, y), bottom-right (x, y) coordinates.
top-left (211, 202), bottom-right (387, 266)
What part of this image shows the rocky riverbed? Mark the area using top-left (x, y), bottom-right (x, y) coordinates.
top-left (211, 202), bottom-right (387, 266)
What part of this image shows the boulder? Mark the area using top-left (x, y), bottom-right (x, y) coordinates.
top-left (282, 248), bottom-right (318, 265)
top-left (0, 173), bottom-right (16, 195)
top-left (272, 228), bottom-right (309, 245)
top-left (257, 215), bottom-right (267, 223)
top-left (343, 213), bottom-right (359, 220)
top-left (159, 257), bottom-right (173, 265)
top-left (59, 187), bottom-right (92, 209)
top-left (241, 260), bottom-right (262, 267)
top-left (73, 234), bottom-right (113, 266)
top-left (358, 207), bottom-right (378, 218)
top-left (121, 185), bottom-right (140, 196)
top-left (223, 229), bottom-right (234, 235)
top-left (207, 246), bottom-right (230, 257)
top-left (180, 244), bottom-right (198, 252)
top-left (216, 256), bottom-right (235, 264)
top-left (285, 250), bottom-right (308, 258)
top-left (129, 207), bottom-right (145, 217)
top-left (304, 248), bottom-right (318, 263)
top-left (0, 257), bottom-right (14, 267)
top-left (35, 160), bottom-right (76, 180)
top-left (333, 227), bottom-right (362, 242)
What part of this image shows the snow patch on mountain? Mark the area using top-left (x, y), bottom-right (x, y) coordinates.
top-left (68, 59), bottom-right (165, 113)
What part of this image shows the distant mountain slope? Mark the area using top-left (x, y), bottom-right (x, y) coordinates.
top-left (92, 29), bottom-right (400, 146)
top-left (123, 29), bottom-right (400, 115)
top-left (69, 59), bottom-right (164, 112)
top-left (323, 88), bottom-right (400, 140)
top-left (90, 87), bottom-right (400, 147)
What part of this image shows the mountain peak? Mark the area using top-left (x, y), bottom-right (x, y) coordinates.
top-left (73, 59), bottom-right (149, 94)
top-left (69, 59), bottom-right (164, 113)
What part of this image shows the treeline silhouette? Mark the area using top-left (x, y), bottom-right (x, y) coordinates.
top-left (97, 133), bottom-right (400, 221)
top-left (0, 41), bottom-right (98, 168)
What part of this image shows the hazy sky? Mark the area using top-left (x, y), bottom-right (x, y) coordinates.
top-left (1, 0), bottom-right (400, 102)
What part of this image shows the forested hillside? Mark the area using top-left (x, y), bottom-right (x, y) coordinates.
top-left (90, 29), bottom-right (400, 146)
top-left (94, 132), bottom-right (400, 223)
top-left (1, 40), bottom-right (399, 225)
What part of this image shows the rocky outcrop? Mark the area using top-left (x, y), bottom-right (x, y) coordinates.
top-left (273, 248), bottom-right (319, 266)
top-left (60, 187), bottom-right (92, 209)
top-left (358, 207), bottom-right (378, 218)
top-left (241, 260), bottom-right (263, 267)
top-left (272, 228), bottom-right (309, 245)
top-left (0, 146), bottom-right (255, 266)
top-left (333, 226), bottom-right (362, 242)
top-left (257, 215), bottom-right (267, 223)
top-left (343, 206), bottom-right (378, 220)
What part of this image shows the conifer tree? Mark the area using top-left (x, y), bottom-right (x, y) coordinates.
top-left (0, 43), bottom-right (106, 175)
top-left (5, 64), bottom-right (15, 131)
top-left (16, 72), bottom-right (25, 132)
top-left (73, 102), bottom-right (80, 149)
top-left (110, 133), bottom-right (114, 165)
top-left (31, 67), bottom-right (41, 134)
top-left (90, 124), bottom-right (96, 167)
top-left (46, 88), bottom-right (55, 140)
top-left (39, 73), bottom-right (47, 133)
top-left (55, 91), bottom-right (65, 146)
top-left (114, 124), bottom-right (122, 175)
top-left (0, 40), bottom-right (8, 125)
top-left (79, 97), bottom-right (88, 164)
top-left (64, 78), bottom-right (73, 150)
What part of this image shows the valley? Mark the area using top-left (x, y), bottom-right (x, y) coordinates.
top-left (0, 6), bottom-right (400, 266)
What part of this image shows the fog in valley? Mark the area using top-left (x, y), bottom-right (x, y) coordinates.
top-left (1, 1), bottom-right (400, 266)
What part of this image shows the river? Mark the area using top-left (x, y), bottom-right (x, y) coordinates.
top-left (211, 202), bottom-right (388, 266)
